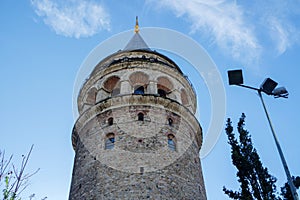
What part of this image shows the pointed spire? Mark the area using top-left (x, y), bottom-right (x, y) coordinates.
top-left (135, 16), bottom-right (139, 33)
top-left (124, 17), bottom-right (150, 51)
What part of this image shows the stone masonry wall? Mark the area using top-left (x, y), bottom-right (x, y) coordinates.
top-left (69, 96), bottom-right (206, 199)
top-left (69, 137), bottom-right (206, 200)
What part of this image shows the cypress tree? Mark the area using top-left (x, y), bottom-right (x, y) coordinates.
top-left (223, 113), bottom-right (279, 200)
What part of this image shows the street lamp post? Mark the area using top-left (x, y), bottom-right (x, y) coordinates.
top-left (227, 69), bottom-right (299, 200)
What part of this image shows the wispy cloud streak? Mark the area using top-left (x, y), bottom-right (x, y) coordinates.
top-left (31, 0), bottom-right (110, 38)
top-left (149, 0), bottom-right (261, 63)
top-left (260, 0), bottom-right (300, 55)
top-left (148, 0), bottom-right (300, 63)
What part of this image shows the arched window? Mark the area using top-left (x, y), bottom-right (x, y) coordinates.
top-left (103, 76), bottom-right (120, 96)
top-left (86, 88), bottom-right (97, 105)
top-left (129, 71), bottom-right (149, 95)
top-left (108, 117), bottom-right (113, 126)
top-left (168, 118), bottom-right (173, 126)
top-left (158, 89), bottom-right (167, 98)
top-left (134, 86), bottom-right (145, 94)
top-left (138, 113), bottom-right (144, 121)
top-left (105, 133), bottom-right (115, 150)
top-left (157, 76), bottom-right (173, 98)
top-left (167, 134), bottom-right (176, 151)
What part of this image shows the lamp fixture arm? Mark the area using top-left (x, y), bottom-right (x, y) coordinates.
top-left (258, 91), bottom-right (299, 200)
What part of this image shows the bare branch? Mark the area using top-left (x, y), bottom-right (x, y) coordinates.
top-left (0, 150), bottom-right (13, 183)
top-left (13, 145), bottom-right (34, 198)
top-left (1, 145), bottom-right (40, 199)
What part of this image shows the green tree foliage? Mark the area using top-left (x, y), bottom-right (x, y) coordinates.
top-left (223, 113), bottom-right (279, 200)
top-left (281, 176), bottom-right (300, 200)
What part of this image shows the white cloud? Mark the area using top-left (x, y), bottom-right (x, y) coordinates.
top-left (268, 17), bottom-right (291, 55)
top-left (148, 0), bottom-right (261, 63)
top-left (261, 0), bottom-right (300, 55)
top-left (31, 0), bottom-right (110, 38)
top-left (148, 0), bottom-right (300, 64)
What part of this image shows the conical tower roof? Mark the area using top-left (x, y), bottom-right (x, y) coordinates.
top-left (124, 32), bottom-right (150, 50)
top-left (90, 17), bottom-right (183, 77)
top-left (124, 17), bottom-right (150, 51)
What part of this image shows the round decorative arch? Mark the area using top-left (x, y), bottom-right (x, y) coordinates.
top-left (129, 71), bottom-right (149, 86)
top-left (86, 87), bottom-right (97, 105)
top-left (157, 76), bottom-right (173, 92)
top-left (103, 76), bottom-right (120, 92)
top-left (180, 88), bottom-right (189, 105)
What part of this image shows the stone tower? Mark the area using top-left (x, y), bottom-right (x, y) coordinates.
top-left (69, 21), bottom-right (207, 200)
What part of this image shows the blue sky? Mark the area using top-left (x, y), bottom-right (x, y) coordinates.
top-left (1, 0), bottom-right (300, 199)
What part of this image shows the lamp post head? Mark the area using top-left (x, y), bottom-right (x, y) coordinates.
top-left (227, 70), bottom-right (288, 98)
top-left (273, 87), bottom-right (289, 98)
top-left (260, 78), bottom-right (278, 95)
top-left (228, 69), bottom-right (243, 85)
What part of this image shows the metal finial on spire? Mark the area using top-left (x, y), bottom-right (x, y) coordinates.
top-left (124, 16), bottom-right (149, 50)
top-left (135, 16), bottom-right (139, 33)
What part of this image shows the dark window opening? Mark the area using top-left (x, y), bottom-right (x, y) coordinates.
top-left (105, 133), bottom-right (115, 150)
top-left (108, 117), bottom-right (113, 126)
top-left (140, 167), bottom-right (144, 174)
top-left (138, 113), bottom-right (144, 121)
top-left (134, 86), bottom-right (145, 94)
top-left (158, 89), bottom-right (167, 98)
top-left (168, 118), bottom-right (173, 126)
top-left (168, 134), bottom-right (176, 151)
